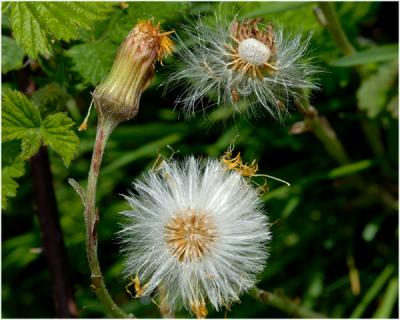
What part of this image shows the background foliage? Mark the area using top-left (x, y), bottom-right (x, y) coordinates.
top-left (1, 1), bottom-right (398, 318)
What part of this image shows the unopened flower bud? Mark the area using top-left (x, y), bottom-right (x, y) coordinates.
top-left (93, 20), bottom-right (174, 122)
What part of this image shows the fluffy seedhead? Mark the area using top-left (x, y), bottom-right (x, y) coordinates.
top-left (94, 20), bottom-right (174, 122)
top-left (165, 15), bottom-right (318, 119)
top-left (119, 157), bottom-right (270, 317)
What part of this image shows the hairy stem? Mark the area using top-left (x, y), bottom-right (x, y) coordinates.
top-left (30, 146), bottom-right (78, 317)
top-left (84, 113), bottom-right (128, 318)
top-left (249, 287), bottom-right (326, 318)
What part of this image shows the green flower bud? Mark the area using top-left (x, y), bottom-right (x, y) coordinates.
top-left (93, 20), bottom-right (174, 123)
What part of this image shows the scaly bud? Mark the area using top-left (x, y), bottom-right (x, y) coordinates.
top-left (93, 20), bottom-right (174, 123)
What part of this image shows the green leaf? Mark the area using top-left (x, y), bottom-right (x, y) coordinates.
top-left (66, 41), bottom-right (116, 86)
top-left (2, 89), bottom-right (79, 166)
top-left (332, 44), bottom-right (399, 67)
top-left (1, 141), bottom-right (25, 209)
top-left (42, 113), bottom-right (80, 166)
top-left (351, 265), bottom-right (394, 318)
top-left (125, 2), bottom-right (190, 24)
top-left (10, 2), bottom-right (52, 58)
top-left (9, 2), bottom-right (113, 58)
top-left (1, 35), bottom-right (24, 73)
top-left (2, 89), bottom-right (42, 158)
top-left (372, 277), bottom-right (398, 318)
top-left (357, 61), bottom-right (398, 118)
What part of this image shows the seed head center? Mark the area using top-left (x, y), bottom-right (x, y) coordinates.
top-left (238, 38), bottom-right (271, 66)
top-left (164, 211), bottom-right (216, 262)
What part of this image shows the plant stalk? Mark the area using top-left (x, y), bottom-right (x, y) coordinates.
top-left (306, 113), bottom-right (350, 165)
top-left (317, 2), bottom-right (389, 177)
top-left (84, 113), bottom-right (128, 318)
top-left (295, 91), bottom-right (350, 165)
top-left (30, 146), bottom-right (78, 317)
top-left (249, 287), bottom-right (326, 318)
top-left (318, 2), bottom-right (355, 56)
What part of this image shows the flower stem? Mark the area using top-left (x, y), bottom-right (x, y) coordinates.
top-left (84, 113), bottom-right (128, 318)
top-left (317, 2), bottom-right (389, 177)
top-left (249, 287), bottom-right (326, 318)
top-left (306, 112), bottom-right (350, 165)
top-left (317, 2), bottom-right (355, 56)
top-left (295, 92), bottom-right (350, 165)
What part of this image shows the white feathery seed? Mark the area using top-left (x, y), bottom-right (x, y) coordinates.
top-left (119, 157), bottom-right (270, 314)
top-left (164, 15), bottom-right (319, 119)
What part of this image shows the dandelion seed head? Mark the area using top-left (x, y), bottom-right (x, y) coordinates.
top-left (164, 15), bottom-right (319, 119)
top-left (119, 157), bottom-right (270, 315)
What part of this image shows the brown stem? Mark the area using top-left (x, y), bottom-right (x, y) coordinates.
top-left (30, 145), bottom-right (78, 317)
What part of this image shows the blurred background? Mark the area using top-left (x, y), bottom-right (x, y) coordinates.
top-left (1, 1), bottom-right (398, 318)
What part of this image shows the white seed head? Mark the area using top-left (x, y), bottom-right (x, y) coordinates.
top-left (238, 38), bottom-right (271, 66)
top-left (163, 16), bottom-right (319, 120)
top-left (119, 157), bottom-right (270, 314)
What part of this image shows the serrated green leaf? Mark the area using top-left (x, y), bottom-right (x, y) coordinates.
top-left (9, 2), bottom-right (113, 59)
top-left (2, 89), bottom-right (42, 138)
top-left (332, 44), bottom-right (399, 67)
top-left (2, 89), bottom-right (42, 158)
top-left (357, 61), bottom-right (398, 118)
top-left (1, 35), bottom-right (24, 73)
top-left (1, 141), bottom-right (25, 209)
top-left (11, 3), bottom-right (52, 58)
top-left (2, 89), bottom-right (79, 166)
top-left (42, 113), bottom-right (79, 166)
top-left (66, 42), bottom-right (116, 86)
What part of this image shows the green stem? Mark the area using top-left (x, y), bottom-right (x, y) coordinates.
top-left (318, 2), bottom-right (355, 56)
top-left (85, 113), bottom-right (128, 318)
top-left (306, 114), bottom-right (350, 165)
top-left (296, 92), bottom-right (350, 165)
top-left (249, 287), bottom-right (326, 318)
top-left (317, 2), bottom-right (389, 177)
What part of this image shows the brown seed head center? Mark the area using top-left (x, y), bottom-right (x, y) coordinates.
top-left (164, 211), bottom-right (216, 262)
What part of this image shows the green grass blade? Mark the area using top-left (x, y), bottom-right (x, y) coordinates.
top-left (332, 44), bottom-right (398, 67)
top-left (372, 277), bottom-right (398, 318)
top-left (350, 265), bottom-right (394, 318)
